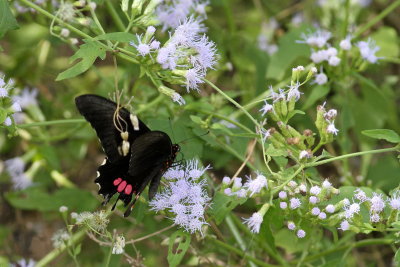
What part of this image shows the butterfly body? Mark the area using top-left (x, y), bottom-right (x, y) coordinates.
top-left (75, 94), bottom-right (179, 217)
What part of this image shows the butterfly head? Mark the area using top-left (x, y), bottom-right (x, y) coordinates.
top-left (172, 144), bottom-right (180, 156)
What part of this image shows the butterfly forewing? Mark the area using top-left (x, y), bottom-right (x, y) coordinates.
top-left (75, 94), bottom-right (150, 163)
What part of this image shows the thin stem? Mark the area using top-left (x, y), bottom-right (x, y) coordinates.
top-left (354, 0), bottom-right (400, 38)
top-left (203, 78), bottom-right (260, 128)
top-left (306, 146), bottom-right (399, 168)
top-left (225, 215), bottom-right (258, 267)
top-left (19, 0), bottom-right (139, 65)
top-left (207, 237), bottom-right (279, 267)
top-left (104, 0), bottom-right (126, 31)
top-left (232, 139), bottom-right (257, 179)
top-left (18, 119), bottom-right (86, 128)
top-left (36, 229), bottom-right (86, 267)
top-left (125, 224), bottom-right (176, 244)
top-left (271, 165), bottom-right (305, 194)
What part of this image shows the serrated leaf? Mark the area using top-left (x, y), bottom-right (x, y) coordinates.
top-left (0, 0), bottom-right (19, 39)
top-left (56, 41), bottom-right (106, 81)
top-left (208, 191), bottom-right (247, 224)
top-left (167, 230), bottom-right (191, 267)
top-left (361, 129), bottom-right (400, 143)
top-left (95, 32), bottom-right (136, 42)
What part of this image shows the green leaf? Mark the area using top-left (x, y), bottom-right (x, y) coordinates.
top-left (190, 115), bottom-right (203, 124)
top-left (395, 248), bottom-right (400, 267)
top-left (361, 129), bottom-right (400, 143)
top-left (266, 25), bottom-right (310, 80)
top-left (167, 230), bottom-right (191, 267)
top-left (302, 85), bottom-right (330, 110)
top-left (285, 109), bottom-right (305, 122)
top-left (56, 40), bottom-right (106, 81)
top-left (5, 187), bottom-right (98, 212)
top-left (371, 27), bottom-right (399, 58)
top-left (0, 0), bottom-right (19, 39)
top-left (208, 191), bottom-right (247, 224)
top-left (95, 32), bottom-right (136, 42)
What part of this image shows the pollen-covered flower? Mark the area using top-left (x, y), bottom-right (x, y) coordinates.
top-left (287, 82), bottom-right (303, 101)
top-left (150, 159), bottom-right (210, 234)
top-left (243, 212), bottom-right (263, 234)
top-left (290, 198), bottom-right (301, 209)
top-left (296, 229), bottom-right (306, 238)
top-left (51, 229), bottom-right (70, 248)
top-left (13, 88), bottom-right (38, 108)
top-left (343, 202), bottom-right (361, 219)
top-left (112, 234), bottom-right (125, 254)
top-left (287, 221), bottom-right (296, 230)
top-left (11, 258), bottom-right (36, 267)
top-left (388, 191), bottom-right (400, 210)
top-left (325, 204), bottom-right (335, 213)
top-left (75, 211), bottom-right (109, 232)
top-left (298, 29), bottom-right (332, 48)
top-left (57, 2), bottom-right (76, 21)
top-left (260, 100), bottom-right (273, 116)
top-left (339, 220), bottom-right (350, 231)
top-left (354, 188), bottom-right (368, 202)
top-left (156, 1), bottom-right (209, 31)
top-left (369, 193), bottom-right (385, 213)
top-left (244, 173), bottom-right (268, 197)
top-left (311, 207), bottom-right (321, 216)
top-left (340, 35), bottom-right (352, 50)
top-left (326, 122), bottom-right (339, 135)
top-left (315, 71), bottom-right (327, 85)
top-left (357, 39), bottom-right (380, 63)
top-left (310, 186), bottom-right (321, 196)
top-left (5, 157), bottom-right (32, 190)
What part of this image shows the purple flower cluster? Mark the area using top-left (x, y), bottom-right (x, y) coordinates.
top-left (222, 173), bottom-right (268, 199)
top-left (130, 18), bottom-right (217, 92)
top-left (149, 159), bottom-right (211, 234)
top-left (155, 0), bottom-right (209, 31)
top-left (4, 157), bottom-right (32, 190)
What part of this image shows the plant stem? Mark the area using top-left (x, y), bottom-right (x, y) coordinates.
top-left (306, 146), bottom-right (399, 168)
top-left (354, 0), bottom-right (400, 38)
top-left (104, 0), bottom-right (126, 31)
top-left (203, 78), bottom-right (260, 128)
top-left (207, 237), bottom-right (278, 267)
top-left (18, 119), bottom-right (86, 128)
top-left (19, 0), bottom-right (139, 64)
top-left (36, 229), bottom-right (86, 267)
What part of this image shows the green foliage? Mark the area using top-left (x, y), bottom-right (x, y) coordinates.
top-left (362, 129), bottom-right (400, 143)
top-left (0, 0), bottom-right (19, 38)
top-left (167, 230), bottom-right (191, 267)
top-left (56, 40), bottom-right (107, 81)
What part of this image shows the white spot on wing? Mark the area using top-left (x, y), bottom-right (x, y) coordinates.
top-left (96, 182), bottom-right (101, 190)
top-left (96, 171), bottom-right (100, 177)
top-left (130, 114), bottom-right (139, 131)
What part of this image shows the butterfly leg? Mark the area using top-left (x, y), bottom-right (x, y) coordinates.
top-left (123, 194), bottom-right (141, 217)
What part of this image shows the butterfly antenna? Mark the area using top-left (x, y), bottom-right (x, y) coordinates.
top-left (177, 131), bottom-right (210, 144)
top-left (124, 194), bottom-right (140, 217)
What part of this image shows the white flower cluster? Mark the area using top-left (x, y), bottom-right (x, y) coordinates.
top-left (257, 19), bottom-right (279, 55)
top-left (298, 28), bottom-right (380, 85)
top-left (4, 157), bottom-right (32, 190)
top-left (149, 159), bottom-right (211, 234)
top-left (130, 18), bottom-right (217, 94)
top-left (278, 179), bottom-right (339, 238)
top-left (51, 229), bottom-right (70, 248)
top-left (112, 234), bottom-right (125, 254)
top-left (156, 0), bottom-right (209, 31)
top-left (74, 210), bottom-right (109, 232)
top-left (222, 173), bottom-right (268, 199)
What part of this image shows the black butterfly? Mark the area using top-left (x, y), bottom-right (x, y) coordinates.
top-left (75, 94), bottom-right (180, 217)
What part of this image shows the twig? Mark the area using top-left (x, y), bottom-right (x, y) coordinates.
top-left (232, 139), bottom-right (257, 179)
top-left (125, 224), bottom-right (176, 244)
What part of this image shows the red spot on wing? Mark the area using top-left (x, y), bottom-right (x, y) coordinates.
top-left (124, 184), bottom-right (133, 195)
top-left (113, 177), bottom-right (122, 186)
top-left (117, 180), bottom-right (127, 192)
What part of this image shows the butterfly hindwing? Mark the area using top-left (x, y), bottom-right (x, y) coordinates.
top-left (75, 94), bottom-right (150, 163)
top-left (127, 131), bottom-right (174, 197)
